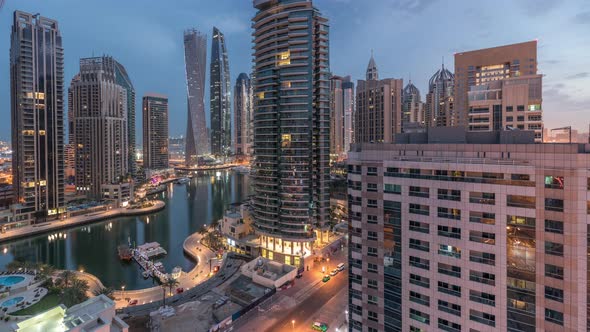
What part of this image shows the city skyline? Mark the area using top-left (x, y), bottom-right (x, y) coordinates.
top-left (1, 0), bottom-right (588, 142)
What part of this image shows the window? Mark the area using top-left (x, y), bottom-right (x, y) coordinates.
top-left (545, 264), bottom-right (564, 280)
top-left (410, 256), bottom-right (429, 270)
top-left (367, 247), bottom-right (378, 257)
top-left (438, 300), bottom-right (461, 317)
top-left (368, 279), bottom-right (378, 289)
top-left (438, 207), bottom-right (461, 220)
top-left (545, 175), bottom-right (564, 189)
top-left (506, 106), bottom-right (513, 112)
top-left (517, 105), bottom-right (525, 112)
top-left (511, 174), bottom-right (530, 181)
top-left (410, 308), bottom-right (430, 325)
top-left (410, 291), bottom-right (430, 307)
top-left (545, 219), bottom-right (563, 234)
top-left (367, 183), bottom-right (377, 192)
top-left (367, 231), bottom-right (378, 241)
top-left (409, 239), bottom-right (430, 252)
top-left (367, 199), bottom-right (377, 208)
top-left (438, 281), bottom-right (461, 297)
top-left (470, 290), bottom-right (495, 306)
top-left (545, 241), bottom-right (563, 256)
top-left (438, 263), bottom-right (461, 278)
top-left (384, 183), bottom-right (401, 194)
top-left (367, 167), bottom-right (377, 176)
top-left (367, 263), bottom-right (378, 273)
top-left (517, 115), bottom-right (525, 121)
top-left (470, 270), bottom-right (495, 286)
top-left (409, 203), bottom-right (429, 216)
top-left (507, 215), bottom-right (535, 226)
top-left (545, 198), bottom-right (564, 212)
top-left (438, 244), bottom-right (461, 258)
top-left (438, 189), bottom-right (461, 201)
top-left (470, 309), bottom-right (495, 327)
top-left (438, 318), bottom-right (461, 332)
top-left (469, 192), bottom-right (495, 205)
top-left (437, 225), bottom-right (461, 239)
top-left (410, 274), bottom-right (430, 288)
top-left (545, 308), bottom-right (563, 326)
top-left (507, 195), bottom-right (535, 208)
top-left (409, 220), bottom-right (429, 234)
top-left (506, 116), bottom-right (513, 122)
top-left (367, 215), bottom-right (378, 225)
top-left (410, 327), bottom-right (425, 332)
top-left (469, 250), bottom-right (495, 266)
top-left (469, 231), bottom-right (495, 245)
top-left (368, 295), bottom-right (378, 305)
top-left (409, 186), bottom-right (429, 198)
top-left (545, 286), bottom-right (564, 302)
top-left (368, 310), bottom-right (378, 322)
top-left (470, 211), bottom-right (495, 224)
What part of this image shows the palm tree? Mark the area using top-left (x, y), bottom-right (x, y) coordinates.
top-left (59, 270), bottom-right (75, 288)
top-left (161, 278), bottom-right (179, 307)
top-left (5, 261), bottom-right (24, 271)
top-left (92, 287), bottom-right (115, 300)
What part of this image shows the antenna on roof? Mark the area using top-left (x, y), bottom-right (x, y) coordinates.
top-left (442, 56), bottom-right (445, 69)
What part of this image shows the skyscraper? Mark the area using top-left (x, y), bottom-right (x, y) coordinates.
top-left (355, 55), bottom-right (403, 143)
top-left (424, 63), bottom-right (454, 128)
top-left (455, 41), bottom-right (543, 141)
top-left (401, 81), bottom-right (424, 132)
top-left (252, 0), bottom-right (330, 268)
top-left (330, 75), bottom-right (354, 158)
top-left (114, 61), bottom-right (136, 176)
top-left (142, 94), bottom-right (169, 171)
top-left (184, 29), bottom-right (209, 165)
top-left (69, 56), bottom-right (129, 199)
top-left (233, 73), bottom-right (252, 158)
top-left (210, 27), bottom-right (232, 157)
top-left (10, 11), bottom-right (65, 221)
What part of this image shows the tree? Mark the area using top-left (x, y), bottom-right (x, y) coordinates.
top-left (5, 261), bottom-right (24, 271)
top-left (92, 287), bottom-right (115, 300)
top-left (61, 278), bottom-right (89, 307)
top-left (161, 278), bottom-right (179, 307)
top-left (59, 270), bottom-right (75, 288)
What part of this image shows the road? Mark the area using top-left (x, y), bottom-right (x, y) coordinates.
top-left (265, 268), bottom-right (348, 332)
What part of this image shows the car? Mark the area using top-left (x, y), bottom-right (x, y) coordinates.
top-left (322, 275), bottom-right (330, 282)
top-left (295, 273), bottom-right (303, 279)
top-left (330, 269), bottom-right (338, 276)
top-left (312, 321), bottom-right (328, 331)
top-left (337, 263), bottom-right (345, 271)
top-left (128, 299), bottom-right (138, 306)
top-left (176, 287), bottom-right (184, 294)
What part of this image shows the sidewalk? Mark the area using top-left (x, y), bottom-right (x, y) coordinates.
top-left (0, 200), bottom-right (165, 243)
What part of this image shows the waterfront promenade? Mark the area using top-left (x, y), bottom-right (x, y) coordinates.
top-left (0, 200), bottom-right (165, 243)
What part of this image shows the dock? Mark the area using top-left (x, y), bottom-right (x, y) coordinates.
top-left (118, 245), bottom-right (133, 261)
top-left (137, 242), bottom-right (168, 258)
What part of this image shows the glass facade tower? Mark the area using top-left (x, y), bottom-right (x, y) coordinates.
top-left (210, 27), bottom-right (231, 157)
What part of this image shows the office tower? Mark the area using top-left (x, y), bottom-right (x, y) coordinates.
top-left (424, 63), bottom-right (454, 128)
top-left (355, 55), bottom-right (403, 143)
top-left (455, 41), bottom-right (543, 141)
top-left (184, 29), bottom-right (209, 165)
top-left (114, 61), bottom-right (136, 176)
top-left (142, 94), bottom-right (169, 171)
top-left (348, 129), bottom-right (590, 331)
top-left (10, 11), bottom-right (65, 221)
top-left (234, 73), bottom-right (252, 157)
top-left (168, 136), bottom-right (186, 162)
top-left (251, 0), bottom-right (330, 268)
top-left (402, 81), bottom-right (424, 132)
top-left (69, 56), bottom-right (129, 199)
top-left (330, 75), bottom-right (354, 158)
top-left (210, 27), bottom-right (232, 157)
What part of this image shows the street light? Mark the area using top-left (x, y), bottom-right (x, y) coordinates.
top-left (291, 320), bottom-right (295, 330)
top-left (121, 285), bottom-right (125, 300)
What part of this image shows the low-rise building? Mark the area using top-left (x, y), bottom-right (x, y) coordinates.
top-left (221, 203), bottom-right (259, 257)
top-left (102, 182), bottom-right (133, 208)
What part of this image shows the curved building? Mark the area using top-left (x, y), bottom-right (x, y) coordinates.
top-left (210, 27), bottom-right (231, 157)
top-left (233, 73), bottom-right (252, 157)
top-left (425, 63), bottom-right (454, 127)
top-left (402, 81), bottom-right (424, 132)
top-left (184, 29), bottom-right (209, 165)
top-left (251, 0), bottom-right (330, 267)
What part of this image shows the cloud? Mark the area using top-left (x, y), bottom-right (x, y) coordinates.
top-left (390, 0), bottom-right (439, 14)
top-left (574, 11), bottom-right (590, 24)
top-left (520, 0), bottom-right (560, 17)
top-left (566, 72), bottom-right (589, 79)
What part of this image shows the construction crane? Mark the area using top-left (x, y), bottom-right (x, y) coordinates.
top-left (551, 126), bottom-right (572, 143)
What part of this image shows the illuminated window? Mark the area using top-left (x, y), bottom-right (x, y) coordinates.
top-left (294, 256), bottom-right (300, 266)
top-left (285, 256), bottom-right (291, 265)
top-left (268, 251), bottom-right (273, 260)
top-left (39, 180), bottom-right (47, 186)
top-left (528, 104), bottom-right (541, 111)
top-left (257, 92), bottom-right (265, 100)
top-left (22, 130), bottom-right (35, 136)
top-left (282, 81), bottom-right (291, 88)
top-left (277, 50), bottom-right (291, 66)
top-left (261, 249), bottom-right (266, 257)
top-left (38, 130), bottom-right (46, 136)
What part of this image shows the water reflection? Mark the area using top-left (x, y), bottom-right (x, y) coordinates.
top-left (0, 171), bottom-right (251, 290)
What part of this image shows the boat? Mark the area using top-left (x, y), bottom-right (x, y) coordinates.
top-left (117, 245), bottom-right (133, 261)
top-left (232, 165), bottom-right (251, 174)
top-left (174, 177), bottom-right (190, 185)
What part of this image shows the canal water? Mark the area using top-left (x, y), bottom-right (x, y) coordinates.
top-left (0, 171), bottom-right (251, 290)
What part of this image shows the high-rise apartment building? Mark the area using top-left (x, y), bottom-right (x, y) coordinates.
top-left (184, 29), bottom-right (209, 165)
top-left (348, 128), bottom-right (590, 331)
top-left (424, 63), bottom-right (454, 128)
top-left (330, 75), bottom-right (354, 158)
top-left (10, 11), bottom-right (65, 221)
top-left (233, 73), bottom-right (252, 157)
top-left (402, 81), bottom-right (424, 132)
top-left (455, 41), bottom-right (543, 141)
top-left (142, 94), bottom-right (169, 171)
top-left (114, 61), bottom-right (136, 177)
top-left (251, 0), bottom-right (330, 268)
top-left (355, 55), bottom-right (403, 143)
top-left (69, 56), bottom-right (129, 199)
top-left (210, 27), bottom-right (231, 157)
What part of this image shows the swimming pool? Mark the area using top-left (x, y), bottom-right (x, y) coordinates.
top-left (1, 297), bottom-right (23, 307)
top-left (0, 276), bottom-right (25, 287)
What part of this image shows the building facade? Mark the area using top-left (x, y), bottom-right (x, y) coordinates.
top-left (424, 63), bottom-right (454, 128)
top-left (69, 56), bottom-right (129, 199)
top-left (355, 55), bottom-right (403, 144)
top-left (251, 0), bottom-right (330, 268)
top-left (348, 130), bottom-right (590, 331)
top-left (402, 81), bottom-right (424, 132)
top-left (234, 73), bottom-right (253, 158)
top-left (184, 29), bottom-right (210, 165)
top-left (455, 41), bottom-right (543, 141)
top-left (210, 27), bottom-right (232, 157)
top-left (330, 75), bottom-right (354, 159)
top-left (113, 61), bottom-right (136, 177)
top-left (10, 11), bottom-right (65, 221)
top-left (142, 93), bottom-right (169, 171)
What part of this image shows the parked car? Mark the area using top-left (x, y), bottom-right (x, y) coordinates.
top-left (128, 299), bottom-right (138, 306)
top-left (176, 287), bottom-right (184, 294)
top-left (330, 269), bottom-right (338, 276)
top-left (322, 275), bottom-right (330, 282)
top-left (312, 321), bottom-right (328, 331)
top-left (337, 263), bottom-right (345, 271)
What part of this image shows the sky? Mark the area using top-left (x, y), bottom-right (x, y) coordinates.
top-left (1, 0), bottom-right (589, 143)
